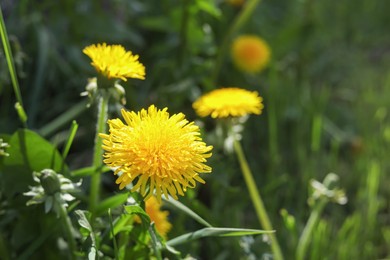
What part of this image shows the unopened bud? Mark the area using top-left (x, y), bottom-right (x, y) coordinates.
top-left (40, 169), bottom-right (61, 195)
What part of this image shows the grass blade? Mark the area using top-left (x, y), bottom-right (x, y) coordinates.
top-left (163, 196), bottom-right (212, 228)
top-left (167, 227), bottom-right (273, 247)
top-left (0, 5), bottom-right (26, 127)
top-left (61, 120), bottom-right (78, 173)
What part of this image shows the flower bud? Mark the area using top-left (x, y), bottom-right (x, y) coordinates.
top-left (40, 169), bottom-right (61, 195)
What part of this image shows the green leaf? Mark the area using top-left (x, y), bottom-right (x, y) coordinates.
top-left (75, 210), bottom-right (93, 233)
top-left (75, 210), bottom-right (97, 259)
top-left (95, 192), bottom-right (129, 216)
top-left (163, 196), bottom-right (212, 227)
top-left (71, 165), bottom-right (111, 177)
top-left (167, 227), bottom-right (273, 247)
top-left (124, 205), bottom-right (151, 231)
top-left (112, 214), bottom-right (133, 237)
top-left (61, 120), bottom-right (78, 172)
top-left (1, 129), bottom-right (67, 196)
top-left (195, 0), bottom-right (221, 18)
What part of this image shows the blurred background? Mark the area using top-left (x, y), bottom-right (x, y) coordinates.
top-left (1, 0), bottom-right (389, 258)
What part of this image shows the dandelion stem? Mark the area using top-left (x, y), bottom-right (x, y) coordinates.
top-left (233, 139), bottom-right (284, 260)
top-left (57, 194), bottom-right (77, 260)
top-left (211, 0), bottom-right (261, 87)
top-left (296, 198), bottom-right (327, 260)
top-left (149, 224), bottom-right (162, 260)
top-left (89, 91), bottom-right (109, 215)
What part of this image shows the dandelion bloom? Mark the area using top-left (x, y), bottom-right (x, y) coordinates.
top-left (100, 105), bottom-right (213, 201)
top-left (144, 196), bottom-right (172, 238)
top-left (231, 35), bottom-right (271, 73)
top-left (83, 43), bottom-right (145, 81)
top-left (193, 87), bottom-right (264, 118)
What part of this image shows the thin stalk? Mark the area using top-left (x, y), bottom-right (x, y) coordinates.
top-left (0, 5), bottom-right (26, 127)
top-left (310, 114), bottom-right (322, 152)
top-left (57, 194), bottom-right (77, 260)
top-left (177, 0), bottom-right (190, 67)
top-left (233, 139), bottom-right (284, 260)
top-left (61, 120), bottom-right (78, 174)
top-left (89, 91), bottom-right (109, 215)
top-left (148, 225), bottom-right (162, 260)
top-left (0, 233), bottom-right (10, 260)
top-left (267, 67), bottom-right (279, 169)
top-left (296, 198), bottom-right (327, 260)
top-left (211, 0), bottom-right (261, 87)
top-left (108, 208), bottom-right (119, 260)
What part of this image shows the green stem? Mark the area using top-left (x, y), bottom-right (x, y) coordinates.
top-left (211, 0), bottom-right (261, 87)
top-left (267, 67), bottom-right (279, 169)
top-left (108, 208), bottom-right (119, 260)
top-left (296, 198), bottom-right (327, 260)
top-left (89, 91), bottom-right (109, 215)
top-left (177, 0), bottom-right (190, 67)
top-left (233, 139), bottom-right (284, 260)
top-left (0, 233), bottom-right (10, 260)
top-left (57, 194), bottom-right (77, 260)
top-left (148, 225), bottom-right (162, 260)
top-left (61, 120), bottom-right (79, 174)
top-left (0, 5), bottom-right (27, 127)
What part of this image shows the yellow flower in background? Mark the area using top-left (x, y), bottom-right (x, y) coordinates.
top-left (145, 196), bottom-right (172, 238)
top-left (231, 35), bottom-right (271, 73)
top-left (193, 88), bottom-right (264, 118)
top-left (83, 43), bottom-right (145, 81)
top-left (100, 105), bottom-right (213, 201)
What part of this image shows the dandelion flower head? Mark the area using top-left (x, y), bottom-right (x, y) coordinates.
top-left (83, 43), bottom-right (145, 81)
top-left (231, 35), bottom-right (271, 73)
top-left (100, 105), bottom-right (213, 201)
top-left (193, 87), bottom-right (264, 118)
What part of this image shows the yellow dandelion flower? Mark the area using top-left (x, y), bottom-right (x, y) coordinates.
top-left (145, 196), bottom-right (172, 239)
top-left (193, 87), bottom-right (264, 118)
top-left (100, 105), bottom-right (213, 201)
top-left (231, 35), bottom-right (271, 73)
top-left (83, 43), bottom-right (145, 81)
